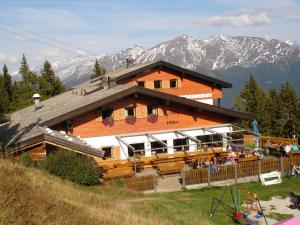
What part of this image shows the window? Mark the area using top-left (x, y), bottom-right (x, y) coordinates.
top-left (170, 79), bottom-right (178, 88)
top-left (147, 106), bottom-right (157, 116)
top-left (129, 143), bottom-right (145, 157)
top-left (102, 108), bottom-right (113, 119)
top-left (173, 138), bottom-right (189, 152)
top-left (125, 107), bottom-right (135, 117)
top-left (154, 80), bottom-right (162, 89)
top-left (151, 141), bottom-right (167, 155)
top-left (102, 147), bottom-right (112, 158)
top-left (137, 81), bottom-right (145, 87)
top-left (197, 134), bottom-right (223, 149)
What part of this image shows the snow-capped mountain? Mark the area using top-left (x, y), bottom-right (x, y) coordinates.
top-left (51, 34), bottom-right (300, 88)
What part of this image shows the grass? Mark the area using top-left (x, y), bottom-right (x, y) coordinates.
top-left (267, 213), bottom-right (293, 221)
top-left (0, 159), bottom-right (171, 225)
top-left (1, 158), bottom-right (300, 225)
top-left (134, 177), bottom-right (300, 225)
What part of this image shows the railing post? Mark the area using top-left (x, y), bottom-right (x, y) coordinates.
top-left (208, 166), bottom-right (211, 187)
top-left (181, 169), bottom-right (186, 189)
top-left (153, 175), bottom-right (158, 192)
top-left (280, 157), bottom-right (284, 176)
top-left (234, 163), bottom-right (237, 185)
top-left (258, 160), bottom-right (262, 178)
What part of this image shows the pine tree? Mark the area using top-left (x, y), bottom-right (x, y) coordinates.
top-left (90, 59), bottom-right (105, 79)
top-left (2, 64), bottom-right (13, 101)
top-left (19, 54), bottom-right (31, 82)
top-left (239, 75), bottom-right (261, 115)
top-left (0, 72), bottom-right (8, 121)
top-left (40, 60), bottom-right (64, 97)
top-left (278, 82), bottom-right (299, 138)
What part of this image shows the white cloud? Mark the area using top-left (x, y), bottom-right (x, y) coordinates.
top-left (13, 8), bottom-right (87, 31)
top-left (0, 53), bottom-right (17, 64)
top-left (209, 13), bottom-right (270, 27)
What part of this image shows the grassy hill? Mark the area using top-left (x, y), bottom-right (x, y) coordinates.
top-left (1, 158), bottom-right (299, 225)
top-left (0, 159), bottom-right (174, 225)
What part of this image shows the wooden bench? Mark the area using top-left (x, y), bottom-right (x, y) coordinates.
top-left (102, 167), bottom-right (134, 180)
top-left (152, 156), bottom-right (185, 167)
top-left (157, 162), bottom-right (184, 175)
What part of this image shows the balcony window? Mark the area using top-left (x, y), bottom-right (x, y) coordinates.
top-left (154, 80), bottom-right (162, 89)
top-left (125, 107), bottom-right (135, 117)
top-left (147, 106), bottom-right (157, 116)
top-left (137, 81), bottom-right (145, 87)
top-left (170, 79), bottom-right (178, 88)
top-left (102, 108), bottom-right (113, 119)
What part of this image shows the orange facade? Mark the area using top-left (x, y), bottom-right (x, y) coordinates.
top-left (60, 95), bottom-right (229, 138)
top-left (118, 69), bottom-right (222, 101)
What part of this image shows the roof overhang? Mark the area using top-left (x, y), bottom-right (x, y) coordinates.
top-left (114, 61), bottom-right (232, 88)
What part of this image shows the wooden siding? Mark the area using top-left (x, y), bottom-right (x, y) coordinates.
top-left (118, 69), bottom-right (222, 100)
top-left (65, 95), bottom-right (228, 138)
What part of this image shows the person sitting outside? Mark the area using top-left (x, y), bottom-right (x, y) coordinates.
top-left (279, 142), bottom-right (285, 156)
top-left (227, 150), bottom-right (237, 160)
top-left (227, 143), bottom-right (233, 151)
top-left (284, 144), bottom-right (291, 157)
top-left (239, 150), bottom-right (246, 158)
top-left (210, 157), bottom-right (219, 173)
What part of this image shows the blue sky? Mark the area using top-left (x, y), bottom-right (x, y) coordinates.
top-left (0, 0), bottom-right (300, 73)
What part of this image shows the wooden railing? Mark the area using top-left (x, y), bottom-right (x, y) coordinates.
top-left (183, 155), bottom-right (300, 187)
top-left (244, 134), bottom-right (298, 147)
top-left (123, 175), bottom-right (157, 191)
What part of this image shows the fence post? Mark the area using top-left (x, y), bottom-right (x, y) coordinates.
top-left (181, 170), bottom-right (186, 189)
top-left (208, 166), bottom-right (211, 187)
top-left (258, 160), bottom-right (262, 179)
top-left (153, 175), bottom-right (158, 192)
top-left (280, 157), bottom-right (284, 176)
top-left (234, 163), bottom-right (237, 185)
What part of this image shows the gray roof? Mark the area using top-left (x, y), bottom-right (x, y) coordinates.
top-left (6, 84), bottom-right (131, 151)
top-left (98, 60), bottom-right (232, 88)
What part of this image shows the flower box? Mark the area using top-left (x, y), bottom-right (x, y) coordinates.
top-left (147, 114), bottom-right (158, 123)
top-left (125, 116), bottom-right (136, 125)
top-left (102, 117), bottom-right (114, 127)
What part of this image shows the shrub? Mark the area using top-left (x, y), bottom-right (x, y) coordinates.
top-left (44, 150), bottom-right (100, 186)
top-left (20, 152), bottom-right (34, 167)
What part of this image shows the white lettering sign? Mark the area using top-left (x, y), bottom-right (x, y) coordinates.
top-left (180, 93), bottom-right (213, 99)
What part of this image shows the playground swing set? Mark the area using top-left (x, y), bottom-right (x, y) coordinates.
top-left (209, 184), bottom-right (268, 225)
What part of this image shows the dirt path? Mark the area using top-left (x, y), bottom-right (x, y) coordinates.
top-left (259, 196), bottom-right (300, 224)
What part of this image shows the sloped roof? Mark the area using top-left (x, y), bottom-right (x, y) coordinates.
top-left (5, 83), bottom-right (253, 153)
top-left (103, 60), bottom-right (232, 88)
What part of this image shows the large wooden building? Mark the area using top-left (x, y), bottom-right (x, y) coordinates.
top-left (3, 61), bottom-right (253, 174)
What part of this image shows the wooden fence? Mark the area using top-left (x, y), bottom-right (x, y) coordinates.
top-left (183, 156), bottom-right (300, 187)
top-left (123, 175), bottom-right (157, 191)
top-left (244, 134), bottom-right (298, 147)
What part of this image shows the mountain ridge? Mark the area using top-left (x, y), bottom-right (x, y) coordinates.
top-left (49, 34), bottom-right (300, 106)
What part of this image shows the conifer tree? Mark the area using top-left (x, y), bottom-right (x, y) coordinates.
top-left (278, 82), bottom-right (299, 138)
top-left (40, 60), bottom-right (64, 97)
top-left (2, 64), bottom-right (12, 101)
top-left (90, 59), bottom-right (105, 79)
top-left (19, 54), bottom-right (31, 82)
top-left (239, 74), bottom-right (261, 115)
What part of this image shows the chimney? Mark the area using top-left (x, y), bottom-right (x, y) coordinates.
top-left (33, 93), bottom-right (41, 110)
top-left (126, 58), bottom-right (134, 68)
